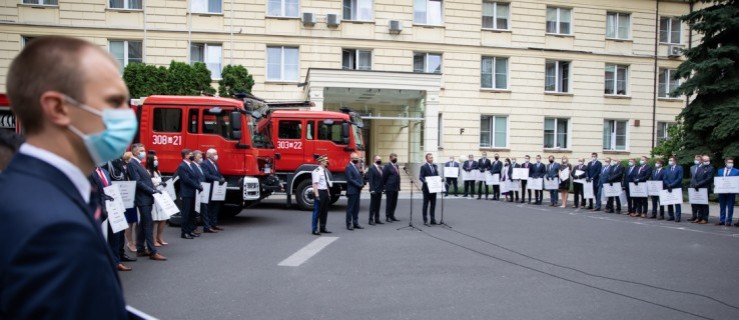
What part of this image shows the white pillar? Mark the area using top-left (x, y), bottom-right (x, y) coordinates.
top-left (424, 91), bottom-right (440, 155)
top-left (308, 87), bottom-right (324, 111)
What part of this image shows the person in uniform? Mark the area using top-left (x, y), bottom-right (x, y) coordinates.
top-left (312, 155), bottom-right (332, 235)
top-left (444, 156), bottom-right (459, 197)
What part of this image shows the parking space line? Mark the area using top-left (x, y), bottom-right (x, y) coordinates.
top-left (278, 237), bottom-right (339, 267)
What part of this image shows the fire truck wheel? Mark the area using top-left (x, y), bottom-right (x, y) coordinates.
top-left (295, 179), bottom-right (315, 211)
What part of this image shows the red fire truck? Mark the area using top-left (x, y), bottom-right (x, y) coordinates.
top-left (132, 94), bottom-right (365, 216)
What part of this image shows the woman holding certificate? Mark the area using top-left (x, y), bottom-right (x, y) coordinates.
top-left (147, 153), bottom-right (168, 246)
top-left (558, 156), bottom-right (572, 208)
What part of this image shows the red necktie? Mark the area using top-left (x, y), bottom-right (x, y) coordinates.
top-left (97, 168), bottom-right (109, 187)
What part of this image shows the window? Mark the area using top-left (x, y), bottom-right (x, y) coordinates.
top-left (268, 0), bottom-right (299, 17)
top-left (318, 122), bottom-right (345, 145)
top-left (657, 122), bottom-right (673, 145)
top-left (546, 7), bottom-right (571, 35)
top-left (437, 113), bottom-right (443, 147)
top-left (190, 43), bottom-right (222, 79)
top-left (22, 0), bottom-right (57, 5)
top-left (606, 12), bottom-right (630, 39)
top-left (109, 40), bottom-right (143, 73)
top-left (278, 120), bottom-right (302, 139)
top-left (153, 108), bottom-right (183, 133)
top-left (481, 56), bottom-right (508, 89)
top-left (191, 0), bottom-right (222, 13)
top-left (480, 115), bottom-right (508, 148)
top-left (343, 0), bottom-right (373, 21)
top-left (306, 121), bottom-right (314, 140)
top-left (544, 118), bottom-right (569, 149)
top-left (414, 0), bottom-right (443, 25)
top-left (342, 49), bottom-right (372, 70)
top-left (21, 36), bottom-right (35, 47)
top-left (482, 1), bottom-right (509, 30)
top-left (202, 110), bottom-right (237, 140)
top-left (413, 52), bottom-right (442, 74)
top-left (659, 17), bottom-right (681, 44)
top-left (604, 64), bottom-right (628, 95)
top-left (658, 68), bottom-right (680, 98)
top-left (109, 0), bottom-right (141, 10)
top-left (545, 60), bottom-right (570, 93)
top-left (188, 109), bottom-right (199, 133)
top-left (603, 120), bottom-right (628, 151)
top-left (267, 46), bottom-right (299, 82)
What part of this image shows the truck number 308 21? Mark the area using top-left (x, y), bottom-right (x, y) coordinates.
top-left (152, 135), bottom-right (182, 146)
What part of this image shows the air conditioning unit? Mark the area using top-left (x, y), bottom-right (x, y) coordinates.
top-left (326, 13), bottom-right (340, 27)
top-left (302, 12), bottom-right (316, 26)
top-left (667, 45), bottom-right (682, 58)
top-left (389, 20), bottom-right (402, 34)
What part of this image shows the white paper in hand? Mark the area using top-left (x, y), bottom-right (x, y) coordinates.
top-left (211, 182), bottom-right (227, 201)
top-left (199, 182), bottom-right (211, 204)
top-left (111, 181), bottom-right (136, 209)
top-left (153, 193), bottom-right (180, 217)
top-left (103, 184), bottom-right (129, 233)
top-left (425, 176), bottom-right (444, 193)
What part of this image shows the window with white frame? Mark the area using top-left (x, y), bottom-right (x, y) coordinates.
top-left (659, 17), bottom-right (681, 44)
top-left (109, 0), bottom-right (141, 10)
top-left (413, 52), bottom-right (442, 74)
top-left (190, 43), bottom-right (222, 79)
top-left (658, 68), bottom-right (680, 98)
top-left (480, 115), bottom-right (508, 148)
top-left (22, 0), bottom-right (57, 5)
top-left (546, 7), bottom-right (571, 35)
top-left (191, 0), bottom-right (222, 13)
top-left (603, 119), bottom-right (628, 151)
top-left (414, 0), bottom-right (443, 25)
top-left (606, 12), bottom-right (630, 39)
top-left (482, 1), bottom-right (509, 30)
top-left (544, 118), bottom-right (569, 149)
top-left (657, 121), bottom-right (673, 145)
top-left (481, 56), bottom-right (508, 89)
top-left (21, 36), bottom-right (36, 47)
top-left (343, 0), bottom-right (373, 21)
top-left (604, 64), bottom-right (628, 95)
top-left (109, 40), bottom-right (143, 73)
top-left (267, 46), bottom-right (299, 82)
top-left (545, 60), bottom-right (570, 93)
top-left (267, 0), bottom-right (299, 17)
top-left (342, 49), bottom-right (372, 70)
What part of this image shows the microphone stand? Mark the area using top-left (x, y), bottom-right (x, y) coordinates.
top-left (398, 166), bottom-right (422, 232)
top-left (439, 177), bottom-right (452, 228)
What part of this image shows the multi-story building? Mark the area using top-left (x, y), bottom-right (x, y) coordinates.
top-left (0, 0), bottom-right (699, 163)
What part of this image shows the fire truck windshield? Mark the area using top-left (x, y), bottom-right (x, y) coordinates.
top-left (250, 118), bottom-right (273, 148)
top-left (352, 124), bottom-right (364, 151)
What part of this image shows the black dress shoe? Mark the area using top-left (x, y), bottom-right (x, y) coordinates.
top-left (311, 231), bottom-right (321, 236)
top-left (320, 229), bottom-right (332, 234)
top-left (121, 254), bottom-right (137, 262)
top-left (390, 217), bottom-right (400, 221)
top-left (423, 222), bottom-right (430, 227)
top-left (353, 225), bottom-right (364, 229)
top-left (181, 233), bottom-right (194, 239)
top-left (375, 220), bottom-right (384, 225)
top-left (188, 233), bottom-right (200, 238)
top-left (430, 221), bottom-right (439, 225)
top-left (667, 217), bottom-right (675, 221)
top-left (347, 226), bottom-right (354, 231)
top-left (734, 223), bottom-right (739, 227)
top-left (368, 220), bottom-right (375, 226)
top-left (587, 206), bottom-right (593, 210)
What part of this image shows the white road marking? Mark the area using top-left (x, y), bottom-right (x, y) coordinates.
top-left (278, 237), bottom-right (339, 267)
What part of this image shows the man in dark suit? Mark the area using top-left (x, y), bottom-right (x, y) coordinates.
top-left (663, 156), bottom-right (684, 222)
top-left (367, 155), bottom-right (385, 225)
top-left (510, 157), bottom-right (521, 202)
top-left (444, 156), bottom-right (460, 197)
top-left (490, 153), bottom-right (503, 200)
top-left (692, 155), bottom-right (714, 224)
top-left (462, 154), bottom-right (478, 197)
top-left (623, 158), bottom-right (637, 216)
top-left (531, 155), bottom-right (546, 205)
top-left (596, 159), bottom-right (611, 212)
top-left (545, 155), bottom-right (560, 206)
top-left (0, 36), bottom-right (128, 318)
top-left (203, 148), bottom-right (226, 231)
top-left (477, 152), bottom-right (492, 200)
top-left (571, 158), bottom-right (587, 208)
top-left (177, 149), bottom-right (203, 239)
top-left (633, 156), bottom-right (652, 218)
top-left (420, 153), bottom-right (439, 226)
top-left (91, 166), bottom-right (131, 271)
top-left (382, 153), bottom-right (401, 222)
top-left (650, 160), bottom-right (667, 219)
top-left (128, 143), bottom-right (167, 260)
top-left (688, 155), bottom-right (702, 222)
top-left (345, 153), bottom-right (365, 230)
top-left (606, 158), bottom-right (625, 213)
top-left (587, 153), bottom-right (603, 210)
top-left (716, 158), bottom-right (738, 226)
top-left (520, 155), bottom-right (533, 203)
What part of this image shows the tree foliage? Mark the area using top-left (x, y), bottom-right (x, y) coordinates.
top-left (122, 63), bottom-right (168, 99)
top-left (123, 60), bottom-right (244, 98)
top-left (192, 62), bottom-right (216, 96)
top-left (218, 64), bottom-right (255, 97)
top-left (674, 0), bottom-right (739, 162)
top-left (650, 121), bottom-right (686, 162)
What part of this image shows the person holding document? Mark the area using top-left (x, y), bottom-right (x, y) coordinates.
top-left (477, 152), bottom-right (492, 200)
top-left (444, 156), bottom-right (460, 197)
top-left (128, 143), bottom-right (167, 261)
top-left (420, 153), bottom-right (439, 226)
top-left (91, 166), bottom-right (131, 271)
top-left (716, 158), bottom-right (738, 226)
top-left (520, 155), bottom-right (533, 203)
top-left (571, 158), bottom-right (587, 208)
top-left (663, 156), bottom-right (684, 222)
top-left (545, 156), bottom-right (560, 207)
top-left (177, 149), bottom-right (203, 239)
top-left (146, 153), bottom-right (169, 246)
top-left (203, 148), bottom-right (226, 231)
top-left (510, 158), bottom-right (521, 202)
top-left (587, 153), bottom-right (603, 210)
top-left (606, 158), bottom-right (624, 214)
top-left (490, 153), bottom-right (503, 200)
top-left (623, 159), bottom-right (637, 216)
top-left (634, 156), bottom-right (652, 218)
top-left (462, 154), bottom-right (478, 198)
top-left (650, 160), bottom-right (667, 219)
top-left (688, 155), bottom-right (702, 222)
top-left (692, 155), bottom-right (714, 224)
top-left (558, 156), bottom-right (571, 208)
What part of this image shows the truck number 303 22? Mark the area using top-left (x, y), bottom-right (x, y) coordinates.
top-left (152, 135), bottom-right (182, 146)
top-left (277, 141), bottom-right (302, 150)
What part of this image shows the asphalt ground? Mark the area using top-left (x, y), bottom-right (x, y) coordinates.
top-left (120, 195), bottom-right (739, 320)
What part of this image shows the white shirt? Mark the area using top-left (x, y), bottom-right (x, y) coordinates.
top-left (312, 166), bottom-right (329, 190)
top-left (19, 143), bottom-right (91, 203)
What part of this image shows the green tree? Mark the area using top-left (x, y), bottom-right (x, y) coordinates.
top-left (122, 63), bottom-right (168, 98)
top-left (218, 64), bottom-right (255, 97)
top-left (192, 62), bottom-right (216, 96)
top-left (650, 121), bottom-right (686, 162)
top-left (166, 61), bottom-right (197, 96)
top-left (674, 0), bottom-right (739, 163)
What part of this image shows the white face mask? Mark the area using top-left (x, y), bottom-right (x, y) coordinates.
top-left (727, 163), bottom-right (734, 168)
top-left (578, 161), bottom-right (583, 166)
top-left (213, 155), bottom-right (219, 161)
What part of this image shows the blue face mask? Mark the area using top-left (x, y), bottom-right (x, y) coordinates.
top-left (65, 96), bottom-right (138, 165)
top-left (137, 152), bottom-right (146, 160)
top-left (153, 160), bottom-right (159, 167)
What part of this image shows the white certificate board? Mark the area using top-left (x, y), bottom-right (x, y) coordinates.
top-left (461, 170), bottom-right (474, 182)
top-left (194, 190), bottom-right (201, 213)
top-left (508, 180), bottom-right (521, 191)
top-left (486, 173), bottom-right (500, 185)
top-left (527, 178), bottom-right (543, 190)
top-left (583, 181), bottom-right (594, 199)
top-left (500, 180), bottom-right (510, 194)
top-left (659, 188), bottom-right (683, 206)
top-left (426, 176), bottom-right (444, 193)
top-left (603, 182), bottom-right (622, 197)
top-left (102, 184), bottom-right (129, 233)
top-left (575, 169), bottom-right (585, 177)
top-left (628, 183), bottom-right (648, 198)
top-left (714, 176), bottom-right (739, 194)
top-left (199, 182), bottom-right (211, 204)
top-left (164, 176), bottom-right (178, 200)
top-left (647, 181), bottom-right (663, 196)
top-left (544, 178), bottom-right (560, 190)
top-left (688, 188), bottom-right (709, 205)
top-left (111, 181), bottom-right (136, 209)
top-left (211, 182), bottom-right (227, 201)
top-left (559, 168), bottom-right (570, 182)
top-left (443, 167), bottom-right (459, 179)
top-left (153, 192), bottom-right (180, 217)
top-left (475, 170), bottom-right (486, 182)
top-left (512, 168), bottom-right (529, 180)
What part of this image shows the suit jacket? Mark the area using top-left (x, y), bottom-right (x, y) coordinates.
top-left (652, 166), bottom-right (666, 188)
top-left (623, 166), bottom-right (637, 184)
top-left (599, 165), bottom-right (611, 186)
top-left (508, 162), bottom-right (521, 177)
top-left (462, 160), bottom-right (478, 172)
top-left (572, 164), bottom-right (587, 179)
top-left (367, 164), bottom-right (384, 193)
top-left (608, 164), bottom-right (625, 184)
top-left (545, 162), bottom-right (560, 179)
top-left (531, 162), bottom-right (546, 178)
top-left (201, 159), bottom-right (223, 183)
top-left (634, 164), bottom-right (652, 183)
top-left (690, 164), bottom-right (700, 177)
top-left (587, 160), bottom-right (603, 182)
top-left (0, 154), bottom-right (127, 319)
top-left (477, 158), bottom-right (491, 172)
top-left (693, 165), bottom-right (714, 189)
top-left (128, 159), bottom-right (156, 206)
top-left (663, 165), bottom-right (684, 189)
top-left (177, 161), bottom-right (201, 198)
top-left (717, 167), bottom-right (739, 177)
top-left (90, 167), bottom-right (113, 220)
top-left (382, 162), bottom-right (401, 192)
top-left (345, 163), bottom-right (364, 195)
top-left (419, 162), bottom-right (439, 185)
top-left (490, 159), bottom-right (502, 174)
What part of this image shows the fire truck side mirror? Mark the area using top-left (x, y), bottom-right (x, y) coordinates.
top-left (230, 111), bottom-right (242, 131)
top-left (342, 122), bottom-right (350, 145)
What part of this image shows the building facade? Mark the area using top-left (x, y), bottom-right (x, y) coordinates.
top-left (0, 0), bottom-right (698, 163)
